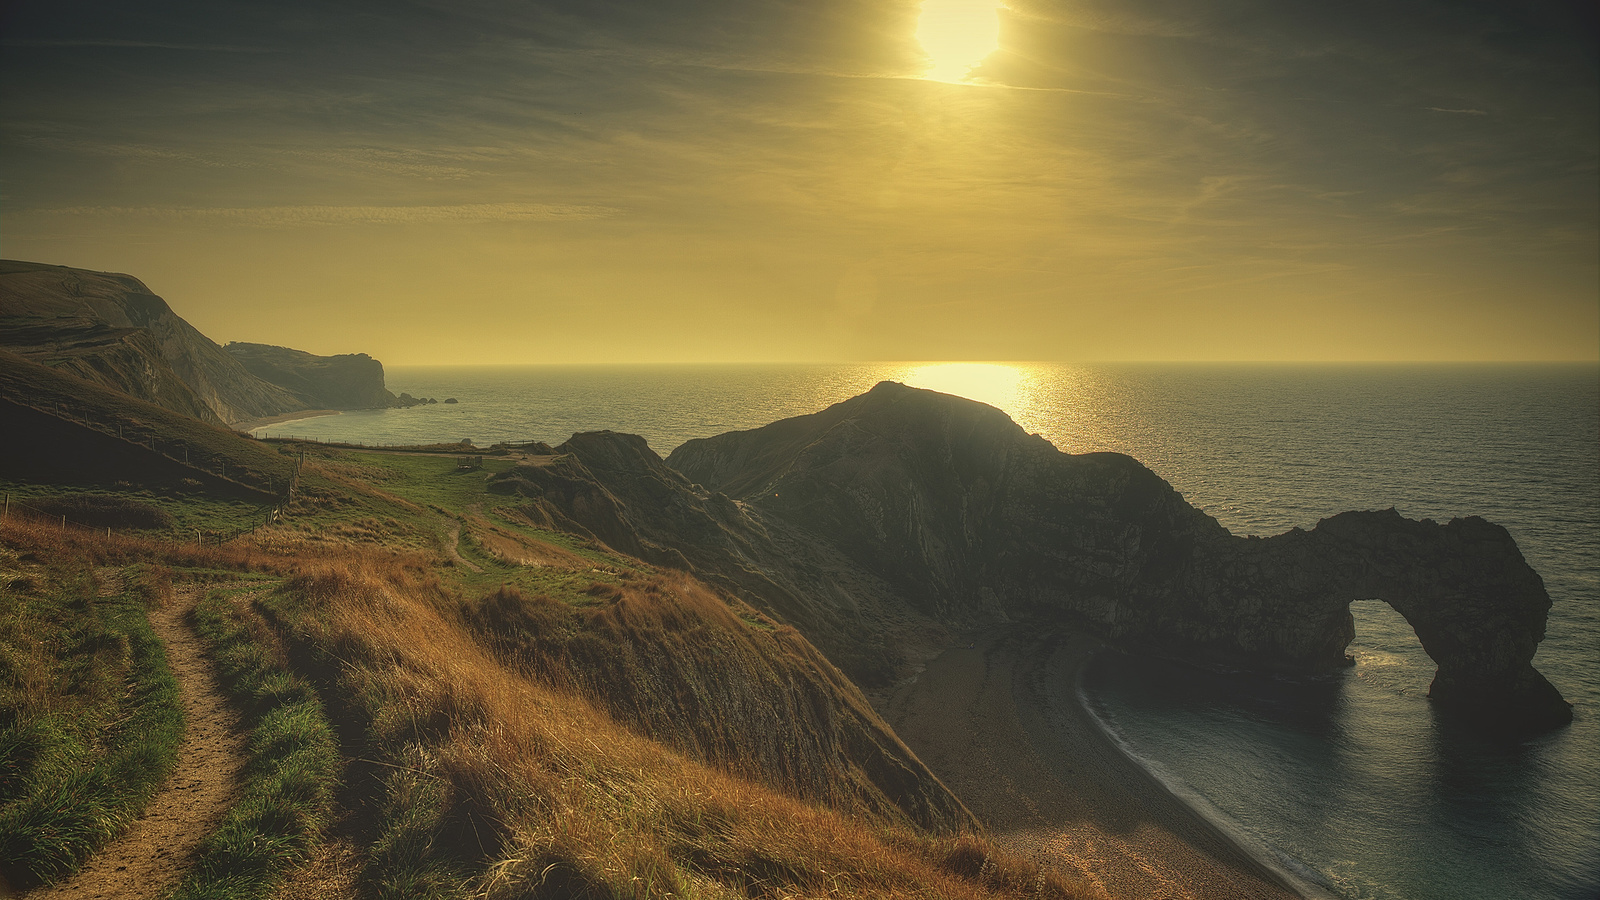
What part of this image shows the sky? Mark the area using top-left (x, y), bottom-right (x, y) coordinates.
top-left (2, 0), bottom-right (1596, 364)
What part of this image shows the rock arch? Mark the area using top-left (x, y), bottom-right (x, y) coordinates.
top-left (1288, 510), bottom-right (1572, 733)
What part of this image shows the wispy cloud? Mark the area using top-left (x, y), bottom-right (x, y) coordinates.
top-left (34, 203), bottom-right (617, 226)
top-left (0, 39), bottom-right (279, 53)
top-left (1427, 107), bottom-right (1488, 115)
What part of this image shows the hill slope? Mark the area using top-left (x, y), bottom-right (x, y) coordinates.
top-left (0, 261), bottom-right (309, 425)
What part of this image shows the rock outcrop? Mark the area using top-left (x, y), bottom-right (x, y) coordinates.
top-left (664, 382), bottom-right (1571, 734)
top-left (0, 260), bottom-right (307, 425)
top-left (223, 342), bottom-right (397, 410)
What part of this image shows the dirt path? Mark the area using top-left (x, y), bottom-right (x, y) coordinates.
top-left (29, 573), bottom-right (249, 900)
top-left (443, 521), bottom-right (483, 573)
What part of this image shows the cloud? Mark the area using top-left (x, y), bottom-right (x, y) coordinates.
top-left (0, 39), bottom-right (279, 53)
top-left (33, 203), bottom-right (618, 226)
top-left (1426, 107), bottom-right (1488, 115)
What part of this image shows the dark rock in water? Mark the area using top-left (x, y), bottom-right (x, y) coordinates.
top-left (667, 381), bottom-right (1572, 734)
top-left (443, 397), bottom-right (458, 404)
top-left (224, 341), bottom-right (397, 410)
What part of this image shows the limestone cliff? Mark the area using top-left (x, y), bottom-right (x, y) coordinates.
top-left (0, 260), bottom-right (306, 425)
top-left (664, 382), bottom-right (1571, 734)
top-left (223, 342), bottom-right (396, 410)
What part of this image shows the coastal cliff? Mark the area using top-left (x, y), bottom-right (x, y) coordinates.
top-left (0, 260), bottom-right (415, 425)
top-left (223, 341), bottom-right (397, 410)
top-left (0, 260), bottom-right (306, 425)
top-left (657, 382), bottom-right (1572, 733)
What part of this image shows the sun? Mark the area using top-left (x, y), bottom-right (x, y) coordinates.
top-left (917, 0), bottom-right (1003, 83)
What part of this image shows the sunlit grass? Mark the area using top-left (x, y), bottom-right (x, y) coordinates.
top-left (268, 561), bottom-right (1098, 899)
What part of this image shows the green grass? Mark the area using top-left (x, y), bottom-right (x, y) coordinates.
top-left (279, 448), bottom-right (636, 604)
top-left (169, 585), bottom-right (339, 900)
top-left (0, 480), bottom-right (275, 540)
top-left (340, 451), bottom-right (515, 512)
top-left (0, 348), bottom-right (298, 496)
top-left (0, 554), bottom-right (184, 889)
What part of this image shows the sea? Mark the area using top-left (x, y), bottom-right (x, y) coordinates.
top-left (254, 361), bottom-right (1600, 900)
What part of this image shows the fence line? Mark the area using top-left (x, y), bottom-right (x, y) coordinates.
top-left (6, 396), bottom-right (288, 498)
top-left (259, 435), bottom-right (537, 453)
top-left (2, 451), bottom-right (303, 548)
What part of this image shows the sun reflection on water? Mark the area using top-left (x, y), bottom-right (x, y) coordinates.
top-left (892, 362), bottom-right (1059, 438)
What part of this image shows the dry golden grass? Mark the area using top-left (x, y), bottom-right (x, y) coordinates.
top-left (466, 522), bottom-right (591, 568)
top-left (0, 517), bottom-right (1104, 899)
top-left (281, 559), bottom-right (1100, 899)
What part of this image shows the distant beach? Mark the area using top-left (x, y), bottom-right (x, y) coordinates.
top-left (235, 409), bottom-right (341, 434)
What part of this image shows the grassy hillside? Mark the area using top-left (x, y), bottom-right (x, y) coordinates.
top-left (0, 531), bottom-right (183, 888)
top-left (0, 348), bottom-right (296, 498)
top-left (0, 426), bottom-right (1102, 898)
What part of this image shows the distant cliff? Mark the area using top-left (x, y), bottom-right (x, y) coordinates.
top-left (0, 260), bottom-right (410, 425)
top-left (0, 261), bottom-right (307, 425)
top-left (223, 342), bottom-right (396, 410)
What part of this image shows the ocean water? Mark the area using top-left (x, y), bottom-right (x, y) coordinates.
top-left (256, 362), bottom-right (1600, 900)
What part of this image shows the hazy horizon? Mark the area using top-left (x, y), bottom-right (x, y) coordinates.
top-left (3, 0), bottom-right (1596, 364)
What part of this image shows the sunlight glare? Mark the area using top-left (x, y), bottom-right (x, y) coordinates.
top-left (917, 0), bottom-right (1003, 83)
top-left (901, 362), bottom-right (1025, 413)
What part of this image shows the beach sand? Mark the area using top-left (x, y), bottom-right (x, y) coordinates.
top-left (880, 627), bottom-right (1308, 900)
top-left (231, 409), bottom-right (341, 433)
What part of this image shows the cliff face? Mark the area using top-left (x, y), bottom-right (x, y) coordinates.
top-left (224, 342), bottom-right (396, 410)
top-left (667, 382), bottom-right (1571, 734)
top-left (0, 261), bottom-right (307, 425)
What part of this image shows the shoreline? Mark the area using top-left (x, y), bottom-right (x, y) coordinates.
top-left (232, 409), bottom-right (342, 433)
top-left (879, 626), bottom-right (1314, 900)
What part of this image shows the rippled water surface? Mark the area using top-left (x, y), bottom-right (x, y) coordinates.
top-left (258, 362), bottom-right (1600, 899)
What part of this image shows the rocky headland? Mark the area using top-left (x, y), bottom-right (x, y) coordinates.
top-left (496, 381), bottom-right (1568, 734)
top-left (223, 342), bottom-right (438, 411)
top-left (0, 260), bottom-right (422, 427)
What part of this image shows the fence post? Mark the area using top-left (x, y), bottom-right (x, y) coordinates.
top-left (3, 494), bottom-right (7, 521)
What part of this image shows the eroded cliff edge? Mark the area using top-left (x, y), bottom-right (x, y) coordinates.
top-left (658, 382), bottom-right (1571, 734)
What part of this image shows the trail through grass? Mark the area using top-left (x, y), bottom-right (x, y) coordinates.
top-left (0, 561), bottom-right (184, 889)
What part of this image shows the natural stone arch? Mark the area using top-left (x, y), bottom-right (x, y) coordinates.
top-left (1245, 510), bottom-right (1571, 733)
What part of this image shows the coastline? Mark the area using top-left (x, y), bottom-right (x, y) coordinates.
top-left (232, 409), bottom-right (342, 434)
top-left (879, 626), bottom-right (1315, 900)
